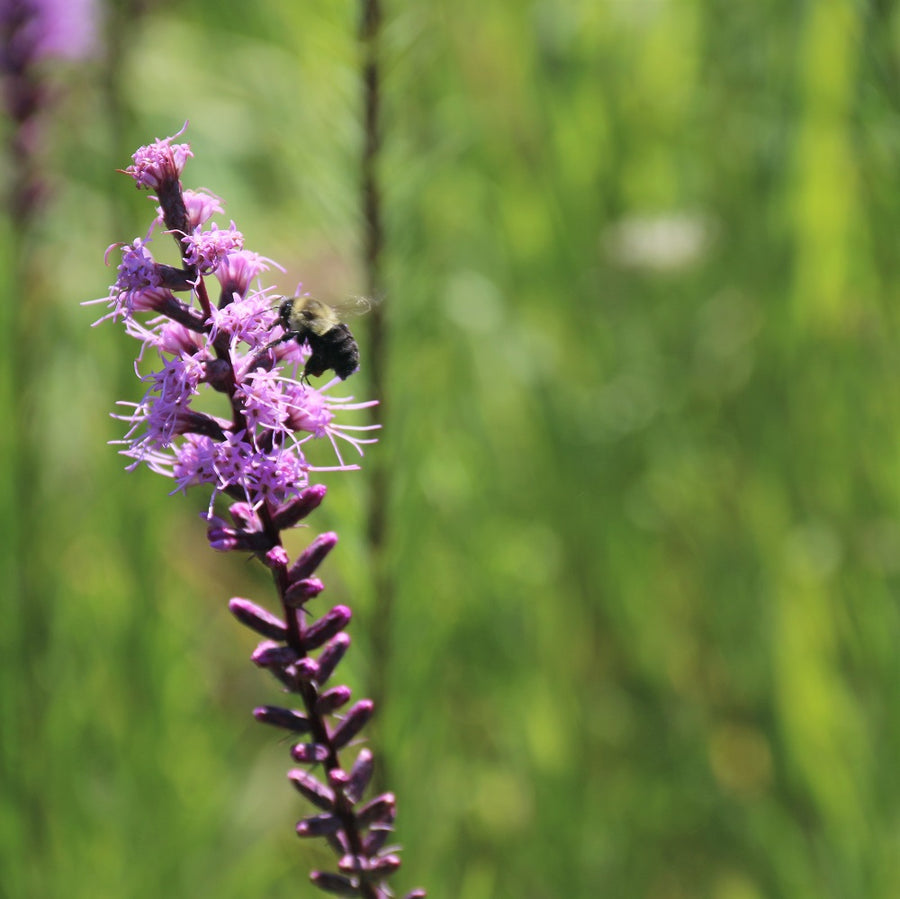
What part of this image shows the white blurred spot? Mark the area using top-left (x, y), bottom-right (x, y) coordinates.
top-left (602, 211), bottom-right (713, 271)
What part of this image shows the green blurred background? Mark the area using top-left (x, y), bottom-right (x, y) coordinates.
top-left (4, 1), bottom-right (900, 897)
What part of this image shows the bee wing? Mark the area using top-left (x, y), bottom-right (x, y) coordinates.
top-left (330, 295), bottom-right (379, 318)
top-left (275, 292), bottom-right (380, 318)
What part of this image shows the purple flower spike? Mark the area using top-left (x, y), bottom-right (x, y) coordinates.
top-left (2, 0), bottom-right (100, 220)
top-left (89, 128), bottom-right (421, 899)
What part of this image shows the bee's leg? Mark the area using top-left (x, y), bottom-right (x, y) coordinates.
top-left (262, 333), bottom-right (294, 351)
top-left (246, 334), bottom-right (292, 372)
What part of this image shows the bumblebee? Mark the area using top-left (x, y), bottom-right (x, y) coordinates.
top-left (276, 296), bottom-right (361, 382)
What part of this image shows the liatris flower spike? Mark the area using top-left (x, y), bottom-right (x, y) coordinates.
top-left (86, 127), bottom-right (424, 899)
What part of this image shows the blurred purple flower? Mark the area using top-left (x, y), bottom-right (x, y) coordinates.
top-left (1, 0), bottom-right (100, 65)
top-left (1, 0), bottom-right (101, 217)
top-left (31, 0), bottom-right (101, 60)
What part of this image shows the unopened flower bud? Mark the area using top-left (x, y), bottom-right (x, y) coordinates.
top-left (253, 706), bottom-right (310, 733)
top-left (265, 545), bottom-right (290, 568)
top-left (328, 767), bottom-right (350, 789)
top-left (289, 532), bottom-right (338, 581)
top-left (267, 664), bottom-right (301, 692)
top-left (337, 854), bottom-right (365, 874)
top-left (330, 700), bottom-right (374, 750)
top-left (288, 768), bottom-right (335, 811)
top-left (251, 641), bottom-right (299, 669)
top-left (362, 827), bottom-right (392, 857)
top-left (295, 657), bottom-right (320, 682)
top-left (228, 502), bottom-right (258, 528)
top-left (315, 685), bottom-right (352, 716)
top-left (296, 813), bottom-right (341, 837)
top-left (346, 748), bottom-right (374, 804)
top-left (291, 742), bottom-right (330, 764)
top-left (207, 526), bottom-right (240, 552)
top-left (303, 606), bottom-right (351, 650)
top-left (208, 525), bottom-right (271, 553)
top-left (284, 577), bottom-right (324, 608)
top-left (314, 633), bottom-right (351, 685)
top-left (273, 484), bottom-right (328, 530)
top-left (356, 793), bottom-right (396, 828)
top-left (309, 871), bottom-right (360, 896)
top-left (367, 854), bottom-right (402, 876)
top-left (228, 598), bottom-right (287, 640)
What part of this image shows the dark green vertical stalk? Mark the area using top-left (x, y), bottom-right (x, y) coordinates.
top-left (358, 0), bottom-right (391, 785)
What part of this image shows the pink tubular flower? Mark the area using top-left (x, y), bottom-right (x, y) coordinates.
top-left (181, 189), bottom-right (224, 229)
top-left (181, 221), bottom-right (244, 274)
top-left (123, 126), bottom-right (193, 191)
top-left (215, 249), bottom-right (284, 307)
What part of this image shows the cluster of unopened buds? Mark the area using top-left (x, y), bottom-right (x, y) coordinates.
top-left (86, 127), bottom-right (424, 898)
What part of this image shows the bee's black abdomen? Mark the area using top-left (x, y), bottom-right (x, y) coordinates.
top-left (332, 323), bottom-right (361, 379)
top-left (304, 323), bottom-right (360, 381)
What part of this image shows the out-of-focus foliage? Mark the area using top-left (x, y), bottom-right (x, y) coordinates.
top-left (3, 1), bottom-right (900, 897)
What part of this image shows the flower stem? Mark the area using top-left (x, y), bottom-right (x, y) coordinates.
top-left (262, 509), bottom-right (383, 899)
